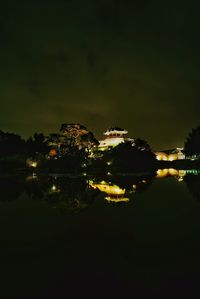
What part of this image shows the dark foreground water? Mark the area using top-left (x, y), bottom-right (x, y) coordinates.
top-left (0, 170), bottom-right (200, 299)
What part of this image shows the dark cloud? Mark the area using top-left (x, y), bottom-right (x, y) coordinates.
top-left (0, 0), bottom-right (200, 149)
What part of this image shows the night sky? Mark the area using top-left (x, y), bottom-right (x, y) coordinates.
top-left (0, 0), bottom-right (200, 149)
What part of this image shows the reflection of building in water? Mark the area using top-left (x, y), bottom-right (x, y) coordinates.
top-left (155, 148), bottom-right (185, 161)
top-left (186, 169), bottom-right (200, 175)
top-left (156, 168), bottom-right (186, 181)
top-left (26, 173), bottom-right (38, 181)
top-left (89, 180), bottom-right (129, 203)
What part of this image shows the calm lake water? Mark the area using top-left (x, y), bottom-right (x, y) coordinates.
top-left (0, 170), bottom-right (200, 299)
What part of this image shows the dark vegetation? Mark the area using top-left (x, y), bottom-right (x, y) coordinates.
top-left (184, 174), bottom-right (200, 201)
top-left (100, 140), bottom-right (156, 172)
top-left (184, 126), bottom-right (200, 158)
top-left (0, 124), bottom-right (199, 174)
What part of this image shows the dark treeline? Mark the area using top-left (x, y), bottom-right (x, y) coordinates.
top-left (0, 124), bottom-right (199, 174)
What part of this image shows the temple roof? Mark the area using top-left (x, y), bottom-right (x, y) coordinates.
top-left (104, 127), bottom-right (128, 135)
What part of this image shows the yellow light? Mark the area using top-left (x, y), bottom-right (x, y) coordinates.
top-left (89, 181), bottom-right (125, 195)
top-left (89, 180), bottom-right (130, 203)
top-left (52, 185), bottom-right (57, 191)
top-left (105, 197), bottom-right (130, 203)
top-left (31, 162), bottom-right (37, 168)
top-left (168, 168), bottom-right (178, 176)
top-left (178, 177), bottom-right (184, 182)
top-left (155, 152), bottom-right (168, 161)
top-left (50, 184), bottom-right (61, 193)
top-left (27, 159), bottom-right (38, 168)
top-left (156, 169), bottom-right (169, 178)
top-left (156, 155), bottom-right (162, 161)
top-left (156, 168), bottom-right (186, 180)
top-left (168, 154), bottom-right (178, 161)
top-left (179, 170), bottom-right (186, 177)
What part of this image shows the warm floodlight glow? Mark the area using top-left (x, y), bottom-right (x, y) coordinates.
top-left (155, 148), bottom-right (185, 161)
top-left (52, 185), bottom-right (57, 191)
top-left (105, 196), bottom-right (130, 203)
top-left (155, 152), bottom-right (169, 161)
top-left (89, 180), bottom-right (129, 203)
top-left (50, 184), bottom-right (60, 193)
top-left (49, 149), bottom-right (57, 157)
top-left (104, 129), bottom-right (128, 136)
top-left (156, 169), bottom-right (169, 178)
top-left (168, 168), bottom-right (179, 176)
top-left (98, 127), bottom-right (128, 150)
top-left (168, 154), bottom-right (178, 161)
top-left (156, 169), bottom-right (186, 180)
top-left (98, 137), bottom-right (125, 149)
top-left (27, 159), bottom-right (38, 168)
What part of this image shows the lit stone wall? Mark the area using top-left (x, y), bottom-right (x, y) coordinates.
top-left (98, 137), bottom-right (125, 150)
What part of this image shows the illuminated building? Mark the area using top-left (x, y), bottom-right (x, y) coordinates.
top-left (89, 180), bottom-right (129, 203)
top-left (155, 152), bottom-right (168, 161)
top-left (155, 148), bottom-right (185, 161)
top-left (98, 127), bottom-right (129, 151)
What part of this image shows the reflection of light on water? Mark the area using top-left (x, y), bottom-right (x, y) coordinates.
top-left (186, 169), bottom-right (200, 175)
top-left (169, 168), bottom-right (179, 176)
top-left (132, 184), bottom-right (137, 192)
top-left (156, 169), bottom-right (186, 181)
top-left (50, 184), bottom-right (60, 193)
top-left (156, 169), bottom-right (170, 178)
top-left (52, 185), bottom-right (56, 191)
top-left (178, 177), bottom-right (184, 182)
top-left (105, 196), bottom-right (129, 203)
top-left (26, 173), bottom-right (38, 181)
top-left (89, 180), bottom-right (129, 203)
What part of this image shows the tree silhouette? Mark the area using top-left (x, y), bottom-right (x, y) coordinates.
top-left (60, 123), bottom-right (98, 149)
top-left (134, 138), bottom-right (152, 151)
top-left (104, 141), bottom-right (156, 172)
top-left (184, 126), bottom-right (200, 157)
top-left (26, 133), bottom-right (49, 157)
top-left (0, 130), bottom-right (25, 157)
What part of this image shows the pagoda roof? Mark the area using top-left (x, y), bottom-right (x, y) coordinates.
top-left (104, 127), bottom-right (128, 135)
